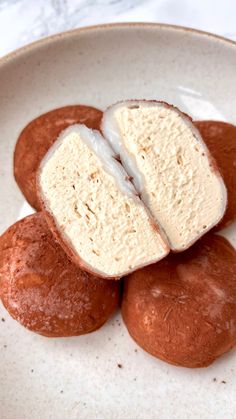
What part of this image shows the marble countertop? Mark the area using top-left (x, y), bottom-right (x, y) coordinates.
top-left (0, 0), bottom-right (236, 57)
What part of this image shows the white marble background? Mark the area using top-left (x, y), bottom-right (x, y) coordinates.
top-left (0, 0), bottom-right (236, 57)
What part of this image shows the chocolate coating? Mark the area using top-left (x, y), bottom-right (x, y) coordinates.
top-left (0, 213), bottom-right (119, 337)
top-left (122, 234), bottom-right (236, 368)
top-left (195, 120), bottom-right (236, 230)
top-left (14, 105), bottom-right (103, 210)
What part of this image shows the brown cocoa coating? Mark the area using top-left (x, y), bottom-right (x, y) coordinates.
top-left (0, 213), bottom-right (119, 337)
top-left (14, 105), bottom-right (103, 210)
top-left (122, 234), bottom-right (236, 368)
top-left (195, 120), bottom-right (236, 230)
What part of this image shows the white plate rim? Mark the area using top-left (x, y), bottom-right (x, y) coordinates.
top-left (0, 22), bottom-right (235, 69)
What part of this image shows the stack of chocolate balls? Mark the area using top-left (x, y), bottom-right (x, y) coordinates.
top-left (1, 103), bottom-right (236, 368)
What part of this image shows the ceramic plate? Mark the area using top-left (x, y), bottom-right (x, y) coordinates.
top-left (0, 23), bottom-right (236, 419)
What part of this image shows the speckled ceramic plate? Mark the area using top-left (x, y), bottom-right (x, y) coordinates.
top-left (0, 23), bottom-right (236, 419)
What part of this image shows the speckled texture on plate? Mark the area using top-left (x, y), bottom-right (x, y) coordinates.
top-left (0, 23), bottom-right (236, 419)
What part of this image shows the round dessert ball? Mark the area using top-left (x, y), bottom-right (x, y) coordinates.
top-left (122, 234), bottom-right (236, 368)
top-left (195, 120), bottom-right (236, 230)
top-left (0, 213), bottom-right (119, 337)
top-left (14, 105), bottom-right (103, 210)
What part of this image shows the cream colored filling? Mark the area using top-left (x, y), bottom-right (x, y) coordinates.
top-left (102, 101), bottom-right (227, 250)
top-left (39, 125), bottom-right (168, 277)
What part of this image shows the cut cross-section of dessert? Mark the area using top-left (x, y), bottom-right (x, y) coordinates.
top-left (38, 124), bottom-right (169, 279)
top-left (102, 100), bottom-right (227, 251)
